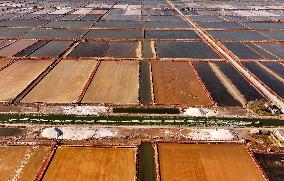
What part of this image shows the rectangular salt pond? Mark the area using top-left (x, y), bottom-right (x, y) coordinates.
top-left (151, 61), bottom-right (212, 106)
top-left (104, 15), bottom-right (141, 21)
top-left (0, 39), bottom-right (37, 57)
top-left (193, 62), bottom-right (241, 106)
top-left (143, 21), bottom-right (190, 28)
top-left (243, 43), bottom-right (278, 60)
top-left (260, 62), bottom-right (284, 79)
top-left (189, 15), bottom-right (225, 22)
top-left (142, 41), bottom-right (155, 58)
top-left (256, 43), bottom-right (284, 59)
top-left (82, 61), bottom-right (139, 104)
top-left (84, 29), bottom-right (143, 39)
top-left (94, 21), bottom-right (191, 29)
top-left (242, 62), bottom-right (284, 98)
top-left (198, 22), bottom-right (247, 29)
top-left (261, 31), bottom-right (284, 40)
top-left (156, 42), bottom-right (220, 59)
top-left (29, 41), bottom-right (73, 57)
top-left (22, 60), bottom-right (98, 103)
top-left (67, 42), bottom-right (109, 58)
top-left (139, 61), bottom-right (152, 105)
top-left (22, 29), bottom-right (86, 39)
top-left (105, 41), bottom-right (140, 58)
top-left (148, 15), bottom-right (182, 21)
top-left (0, 59), bottom-right (54, 102)
top-left (37, 14), bottom-right (63, 21)
top-left (94, 21), bottom-right (142, 28)
top-left (15, 40), bottom-right (48, 57)
top-left (0, 28), bottom-right (29, 38)
top-left (145, 30), bottom-right (200, 40)
top-left (80, 14), bottom-right (102, 21)
top-left (215, 62), bottom-right (264, 102)
top-left (208, 31), bottom-right (270, 41)
top-left (224, 42), bottom-right (263, 59)
top-left (58, 15), bottom-right (81, 20)
top-left (243, 23), bottom-right (284, 30)
top-left (0, 20), bottom-right (49, 27)
top-left (44, 21), bottom-right (95, 28)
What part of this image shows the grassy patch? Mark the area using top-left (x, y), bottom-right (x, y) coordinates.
top-left (0, 114), bottom-right (283, 127)
top-left (248, 100), bottom-right (276, 116)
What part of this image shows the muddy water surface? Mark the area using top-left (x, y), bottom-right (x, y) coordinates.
top-left (193, 62), bottom-right (241, 106)
top-left (68, 42), bottom-right (109, 57)
top-left (215, 62), bottom-right (264, 102)
top-left (242, 62), bottom-right (284, 97)
top-left (0, 128), bottom-right (23, 136)
top-left (140, 61), bottom-right (152, 105)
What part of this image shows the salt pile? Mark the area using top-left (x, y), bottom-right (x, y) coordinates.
top-left (182, 107), bottom-right (217, 117)
top-left (164, 128), bottom-right (236, 141)
top-left (41, 127), bottom-right (117, 140)
top-left (190, 129), bottom-right (235, 141)
top-left (63, 105), bottom-right (108, 115)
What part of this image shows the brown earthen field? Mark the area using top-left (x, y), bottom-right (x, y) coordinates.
top-left (22, 60), bottom-right (98, 104)
top-left (43, 147), bottom-right (136, 181)
top-left (158, 143), bottom-right (264, 181)
top-left (0, 59), bottom-right (54, 102)
top-left (0, 146), bottom-right (50, 180)
top-left (82, 61), bottom-right (140, 104)
top-left (151, 61), bottom-right (212, 106)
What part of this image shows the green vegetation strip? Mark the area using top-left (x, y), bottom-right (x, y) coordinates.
top-left (0, 114), bottom-right (283, 127)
